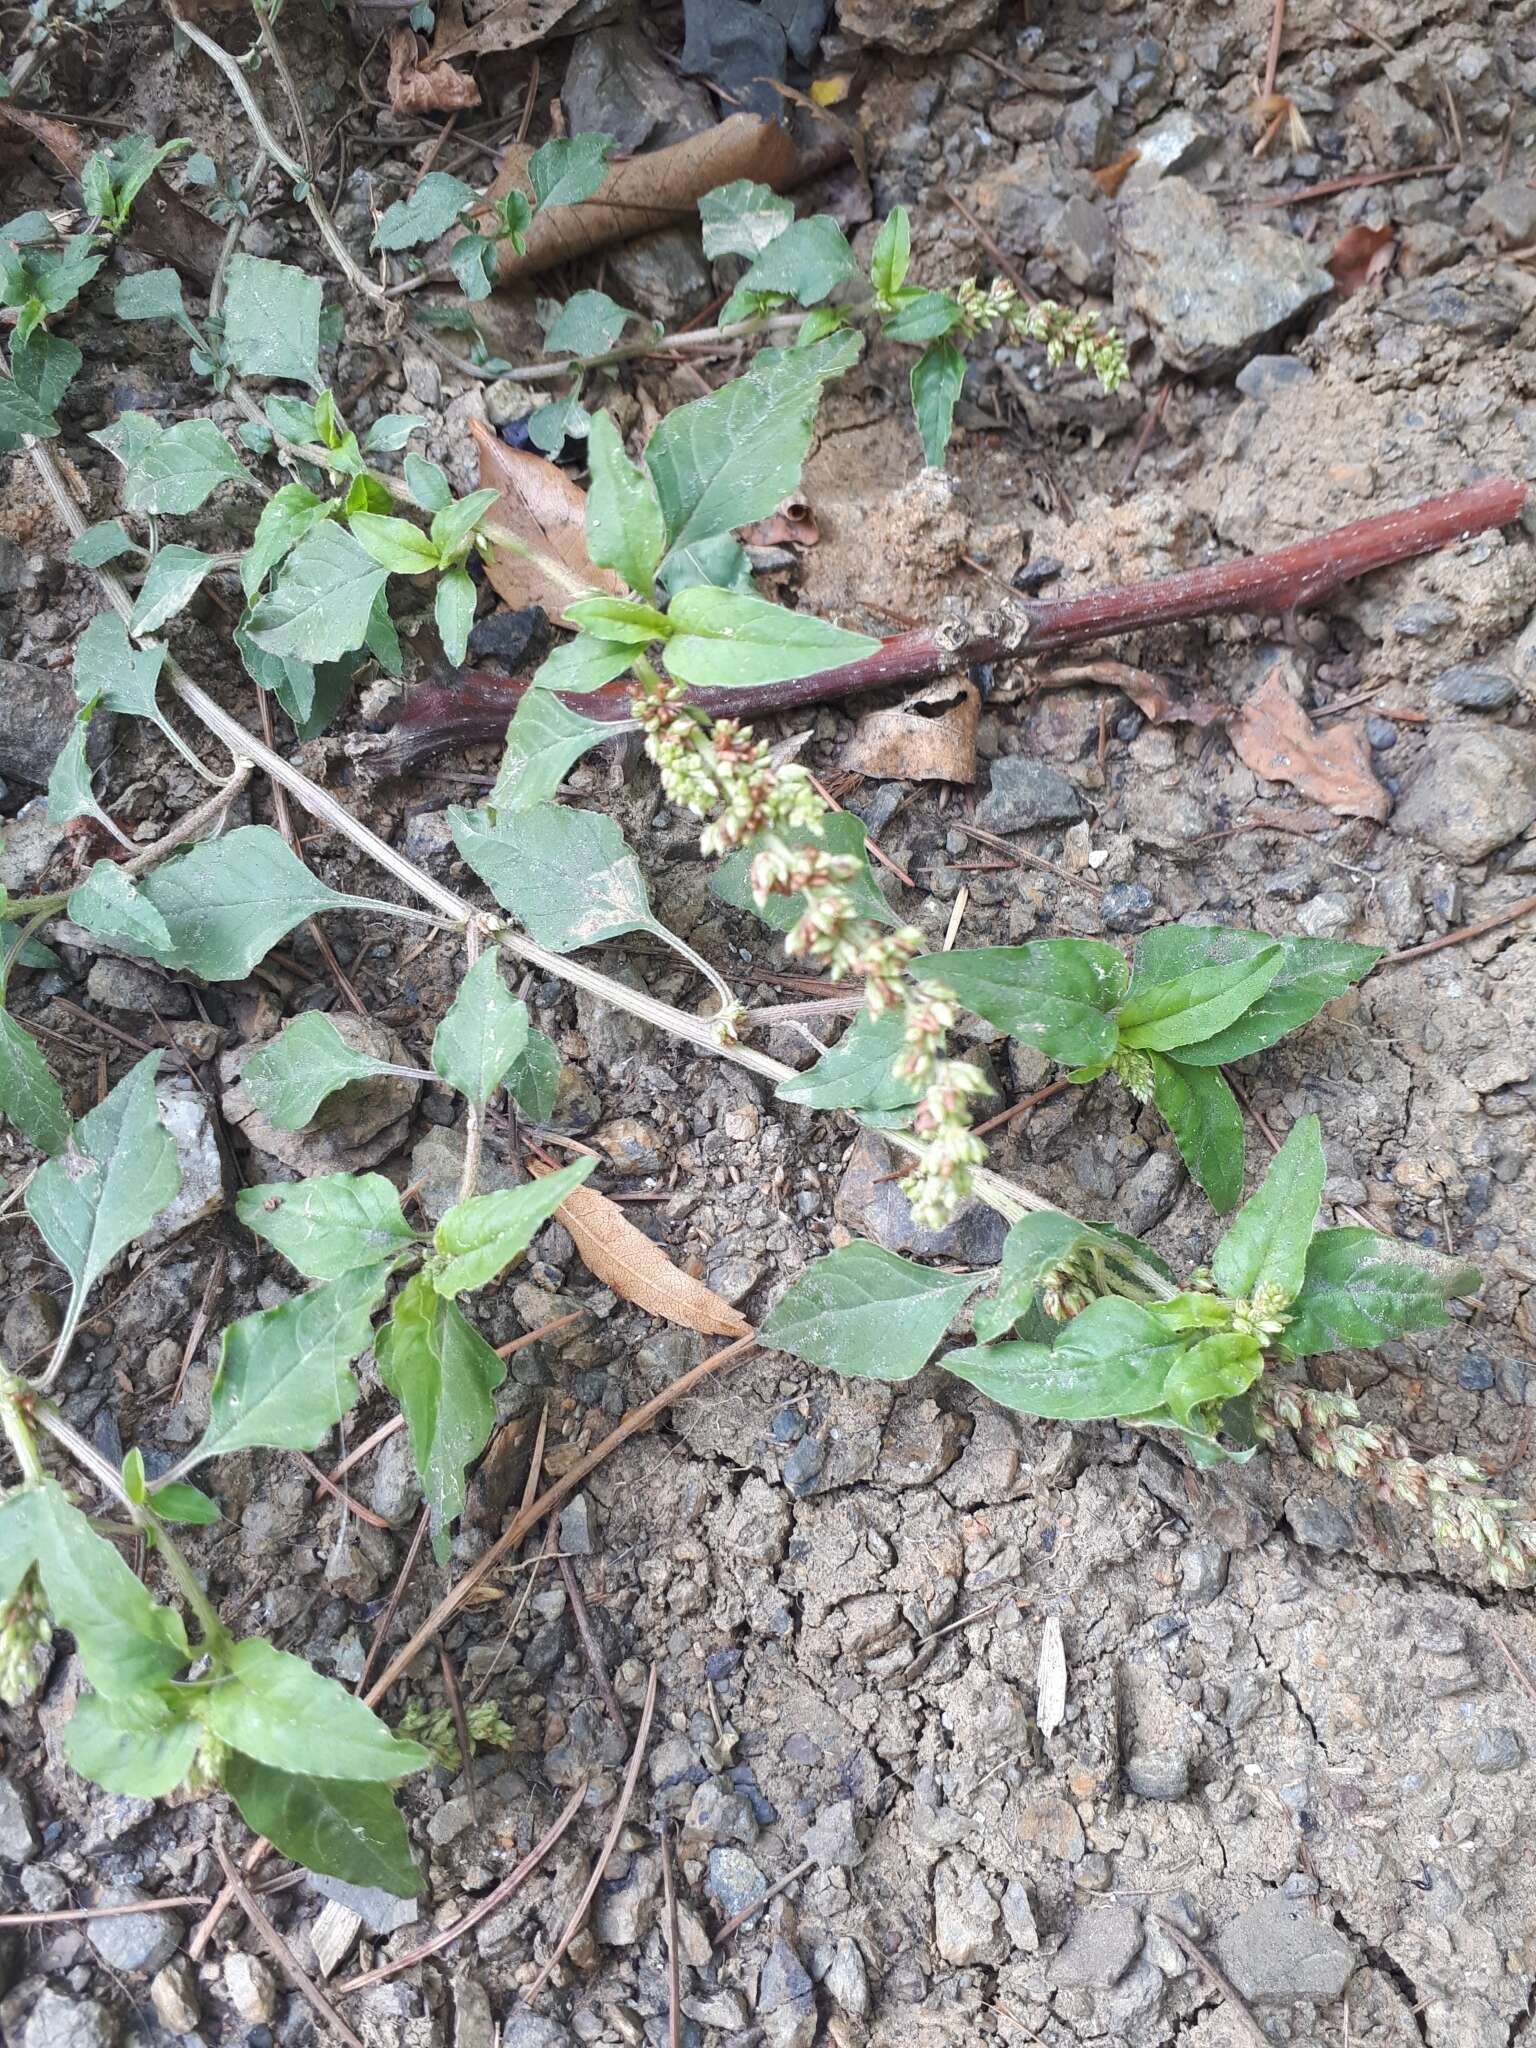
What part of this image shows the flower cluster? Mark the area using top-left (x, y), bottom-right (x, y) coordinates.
top-left (1258, 1382), bottom-right (1536, 1585)
top-left (0, 1570), bottom-right (50, 1708)
top-left (953, 279), bottom-right (1130, 393)
top-left (1111, 1044), bottom-right (1155, 1102)
top-left (1230, 1281), bottom-right (1292, 1345)
top-left (633, 671), bottom-right (988, 1223)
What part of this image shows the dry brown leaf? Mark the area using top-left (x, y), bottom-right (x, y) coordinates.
top-left (1092, 148), bottom-right (1140, 199)
top-left (386, 28), bottom-right (481, 115)
top-left (1327, 221), bottom-right (1395, 298)
top-left (1037, 660), bottom-right (1225, 729)
top-left (839, 678), bottom-right (979, 784)
top-left (482, 114), bottom-right (801, 284)
top-left (471, 419), bottom-right (623, 616)
top-left (529, 1163), bottom-right (752, 1339)
top-left (740, 496), bottom-right (820, 549)
top-left (1228, 671), bottom-right (1388, 822)
top-left (429, 0), bottom-right (582, 61)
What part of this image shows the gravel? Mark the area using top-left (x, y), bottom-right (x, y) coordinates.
top-left (1214, 1895), bottom-right (1358, 2004)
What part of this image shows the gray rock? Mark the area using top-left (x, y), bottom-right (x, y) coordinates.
top-left (606, 229), bottom-right (712, 323)
top-left (1178, 1540), bottom-right (1229, 1604)
top-left (1123, 110), bottom-right (1221, 189)
top-left (502, 2017), bottom-right (573, 2048)
top-left (141, 1076), bottom-right (227, 1248)
top-left (149, 1960), bottom-right (199, 2035)
top-left (224, 1953), bottom-right (277, 2024)
top-left (976, 757), bottom-right (1083, 833)
top-left (1125, 1750), bottom-right (1192, 1801)
top-left (1121, 1148), bottom-right (1183, 1234)
top-left (685, 1989), bottom-right (750, 2031)
top-left (592, 1116), bottom-right (665, 1176)
top-left (222, 1014), bottom-right (420, 1177)
top-left (87, 1886), bottom-right (182, 1973)
top-left (593, 1851), bottom-right (660, 1945)
top-left (1470, 178), bottom-right (1536, 248)
top-left (757, 1938), bottom-right (816, 2048)
top-left (933, 1852), bottom-right (1002, 1965)
top-left (1285, 1495), bottom-right (1355, 1552)
top-left (1385, 275), bottom-right (1525, 343)
top-left (1438, 1725), bottom-right (1524, 1775)
top-left (685, 1778), bottom-right (758, 1847)
top-left (1117, 181), bottom-right (1332, 374)
top-left (706, 1846), bottom-right (766, 1920)
top-left (85, 958), bottom-right (192, 1018)
top-left (563, 23), bottom-right (713, 152)
top-left (558, 1493), bottom-right (594, 1556)
top-left (1050, 1904), bottom-right (1144, 1988)
top-left (1058, 90), bottom-right (1114, 169)
top-left (1043, 195), bottom-right (1113, 292)
top-left (802, 1797), bottom-right (862, 1869)
top-left (453, 1973), bottom-right (496, 2048)
top-left (308, 1873), bottom-right (422, 1937)
top-left (838, 0), bottom-right (996, 54)
top-left (1002, 1877), bottom-right (1039, 1951)
top-left (1235, 355), bottom-right (1315, 403)
top-left (1295, 890), bottom-right (1355, 939)
top-left (825, 1936), bottom-right (871, 2017)
top-left (835, 1129), bottom-right (1008, 1267)
top-left (0, 1775), bottom-right (39, 1862)
top-left (1100, 881), bottom-right (1157, 932)
top-left (1353, 77), bottom-right (1438, 166)
top-left (370, 1428), bottom-right (422, 1524)
top-left (3, 1289), bottom-right (60, 1366)
top-left (0, 805), bottom-right (70, 893)
top-left (0, 658), bottom-right (111, 787)
top-left (21, 1991), bottom-right (119, 2048)
top-left (409, 1123), bottom-right (526, 1226)
top-left (1393, 728), bottom-right (1536, 860)
top-left (1430, 665), bottom-right (1516, 711)
top-left (1214, 1895), bottom-right (1357, 2005)
top-left (574, 971), bottom-right (654, 1069)
top-left (680, 0), bottom-right (787, 119)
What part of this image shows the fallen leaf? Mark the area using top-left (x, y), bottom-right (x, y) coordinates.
top-left (1037, 660), bottom-right (1225, 729)
top-left (529, 1162), bottom-right (751, 1338)
top-left (741, 497), bottom-right (820, 549)
top-left (429, 0), bottom-right (583, 60)
top-left (387, 28), bottom-right (481, 115)
top-left (1327, 222), bottom-right (1395, 298)
top-left (1092, 148), bottom-right (1140, 199)
top-left (839, 677), bottom-right (978, 784)
top-left (471, 419), bottom-right (623, 616)
top-left (482, 114), bottom-right (802, 284)
top-left (1037, 1616), bottom-right (1067, 1736)
top-left (810, 74), bottom-right (853, 107)
top-left (1228, 671), bottom-right (1388, 822)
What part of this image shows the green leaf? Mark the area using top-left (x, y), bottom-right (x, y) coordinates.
top-left (545, 288), bottom-right (630, 357)
top-left (713, 812), bottom-right (895, 935)
top-left (971, 1211), bottom-right (1165, 1343)
top-left (1211, 1114), bottom-right (1325, 1306)
top-left (431, 1157), bottom-right (594, 1296)
top-left (644, 334), bottom-right (860, 552)
top-left (264, 394), bottom-right (320, 444)
top-left (489, 689), bottom-right (618, 812)
top-left (128, 544), bottom-right (218, 634)
top-left (882, 289), bottom-right (963, 344)
top-left (67, 861), bottom-right (176, 957)
top-left (1149, 1053), bottom-right (1244, 1213)
top-left (431, 951), bottom-right (529, 1109)
top-left (530, 396), bottom-right (592, 460)
top-left (25, 1052), bottom-right (179, 1314)
top-left (429, 487), bottom-right (501, 558)
top-left (237, 1172), bottom-right (415, 1282)
top-left (349, 511), bottom-right (440, 574)
top-left (720, 215), bottom-right (856, 323)
top-left (46, 708), bottom-right (108, 832)
top-left (374, 172), bottom-right (476, 250)
top-left (1116, 946), bottom-right (1283, 1053)
top-left (449, 803), bottom-right (655, 953)
top-left (223, 1754), bottom-right (419, 1896)
top-left (760, 1241), bottom-right (978, 1381)
top-left (561, 596), bottom-right (671, 645)
top-left (663, 588), bottom-right (879, 689)
top-left (529, 636), bottom-right (636, 694)
top-left (29, 1481), bottom-right (188, 1698)
top-left (435, 564), bottom-right (476, 666)
top-left (222, 255), bottom-right (322, 386)
top-left (656, 534), bottom-right (755, 599)
top-left (698, 179), bottom-right (794, 260)
top-left (362, 413), bottom-right (423, 453)
top-left (1160, 932), bottom-right (1383, 1067)
top-left (113, 267), bottom-right (194, 336)
top-left (243, 1011), bottom-right (396, 1130)
top-left (1279, 1229), bottom-right (1479, 1359)
top-left (74, 612), bottom-right (166, 725)
top-left (191, 1262), bottom-right (395, 1464)
top-left (82, 134), bottom-right (185, 228)
top-left (241, 483), bottom-right (332, 598)
top-left (134, 827), bottom-right (375, 981)
top-left (1160, 1331), bottom-right (1264, 1430)
top-left (376, 1271), bottom-right (505, 1561)
top-left (910, 940), bottom-right (1128, 1068)
top-left (528, 132), bottom-right (614, 211)
top-left (206, 1636), bottom-right (428, 1782)
top-left (870, 208), bottom-right (911, 301)
top-left (246, 524), bottom-right (389, 665)
top-left (65, 1689), bottom-right (200, 1798)
top-left (490, 189), bottom-right (532, 250)
top-left (0, 328), bottom-right (82, 443)
top-left (147, 1481), bottom-right (220, 1526)
top-left (0, 924), bottom-right (58, 973)
top-left (0, 1006), bottom-right (72, 1154)
top-left (775, 1005), bottom-right (918, 1116)
top-left (114, 416), bottom-right (248, 516)
top-left (585, 410), bottom-right (666, 598)
top-left (448, 232), bottom-right (498, 302)
top-left (944, 1296), bottom-right (1188, 1421)
top-left (505, 1028), bottom-right (560, 1122)
top-left (404, 453), bottom-right (452, 513)
top-left (911, 339), bottom-right (966, 467)
top-left (68, 519), bottom-right (139, 569)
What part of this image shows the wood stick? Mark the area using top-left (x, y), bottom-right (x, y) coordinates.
top-left (379, 478), bottom-right (1526, 771)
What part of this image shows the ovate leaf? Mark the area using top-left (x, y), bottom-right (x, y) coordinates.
top-left (1149, 1053), bottom-right (1244, 1214)
top-left (0, 1008), bottom-right (72, 1155)
top-left (759, 1242), bottom-right (978, 1380)
top-left (373, 172), bottom-right (475, 250)
top-left (67, 863), bottom-right (176, 957)
top-left (431, 1156), bottom-right (594, 1295)
top-left (662, 587), bottom-right (879, 689)
top-left (223, 1755), bottom-right (419, 1896)
top-left (1160, 1331), bottom-right (1264, 1431)
top-left (113, 267), bottom-right (195, 336)
top-left (434, 565), bottom-right (476, 667)
top-left (222, 255), bottom-right (322, 386)
top-left (944, 1296), bottom-right (1188, 1421)
top-left (190, 1262), bottom-right (395, 1464)
top-left (973, 1211), bottom-right (1169, 1344)
top-left (714, 812), bottom-right (896, 934)
top-left (375, 1271), bottom-right (506, 1562)
top-left (585, 410), bottom-right (665, 598)
top-left (544, 288), bottom-right (630, 357)
top-left (529, 636), bottom-right (636, 695)
top-left (774, 1005), bottom-right (918, 1115)
top-left (204, 1637), bottom-right (428, 1782)
top-left (236, 1173), bottom-right (415, 1282)
top-left (29, 1482), bottom-right (188, 1698)
top-left (65, 1689), bottom-right (201, 1798)
top-left (69, 520), bottom-right (139, 569)
top-left (870, 208), bottom-right (912, 301)
top-left (128, 544), bottom-right (218, 634)
top-left (242, 1011), bottom-right (396, 1130)
top-left (241, 483), bottom-right (333, 599)
top-left (246, 524), bottom-right (389, 665)
top-left (430, 952), bottom-right (530, 1109)
top-left (119, 416), bottom-right (248, 515)
top-left (698, 179), bottom-right (794, 260)
top-left (506, 1029), bottom-right (560, 1122)
top-left (448, 804), bottom-right (655, 953)
top-left (46, 710), bottom-right (110, 832)
top-left (911, 940), bottom-right (1128, 1068)
top-left (719, 215), bottom-right (856, 322)
top-left (1211, 1113), bottom-right (1326, 1306)
top-left (135, 826), bottom-right (380, 980)
top-left (528, 132), bottom-right (614, 210)
top-left (1116, 946), bottom-right (1282, 1053)
top-left (489, 690), bottom-right (620, 812)
top-left (1279, 1229), bottom-right (1479, 1359)
top-left (911, 339), bottom-right (965, 468)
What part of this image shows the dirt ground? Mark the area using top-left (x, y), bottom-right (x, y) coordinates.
top-left (4, 3), bottom-right (1536, 2047)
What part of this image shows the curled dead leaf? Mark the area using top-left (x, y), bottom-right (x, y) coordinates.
top-left (1228, 670), bottom-right (1388, 823)
top-left (1327, 222), bottom-right (1396, 298)
top-left (387, 28), bottom-right (481, 115)
top-left (529, 1161), bottom-right (752, 1339)
top-left (429, 0), bottom-right (583, 60)
top-left (1092, 149), bottom-right (1140, 200)
top-left (839, 677), bottom-right (979, 784)
top-left (741, 497), bottom-right (821, 549)
top-left (471, 419), bottom-right (622, 616)
top-left (1037, 659), bottom-right (1225, 729)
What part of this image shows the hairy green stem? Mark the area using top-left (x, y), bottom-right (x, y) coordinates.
top-left (0, 1366), bottom-right (47, 1490)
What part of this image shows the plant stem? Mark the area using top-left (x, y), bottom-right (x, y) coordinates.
top-left (0, 1366), bottom-right (47, 1489)
top-left (456, 920), bottom-right (484, 1205)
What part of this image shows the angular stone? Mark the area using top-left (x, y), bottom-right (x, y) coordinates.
top-left (757, 1937), bottom-right (817, 2048)
top-left (1392, 728), bottom-right (1536, 860)
top-left (1469, 178), bottom-right (1536, 248)
top-left (976, 756), bottom-right (1083, 833)
top-left (835, 1129), bottom-right (1008, 1267)
top-left (838, 0), bottom-right (996, 54)
top-left (1125, 1750), bottom-right (1192, 1801)
top-left (825, 1936), bottom-right (871, 2017)
top-left (1429, 665), bottom-right (1516, 711)
top-left (1214, 1895), bottom-right (1357, 2005)
top-left (308, 1873), bottom-right (423, 1938)
top-left (562, 23), bottom-right (713, 152)
top-left (224, 1953), bottom-right (277, 2024)
top-left (1123, 110), bottom-right (1221, 189)
top-left (0, 1775), bottom-right (39, 1862)
top-left (86, 1886), bottom-right (182, 1973)
top-left (1117, 180), bottom-right (1333, 374)
top-left (21, 1990), bottom-right (119, 2048)
top-left (141, 1076), bottom-right (227, 1248)
top-left (149, 1960), bottom-right (199, 2035)
top-left (0, 658), bottom-right (111, 787)
top-left (1050, 1903), bottom-right (1144, 1988)
top-left (802, 1798), bottom-right (862, 1869)
top-left (933, 1852), bottom-right (1002, 1965)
